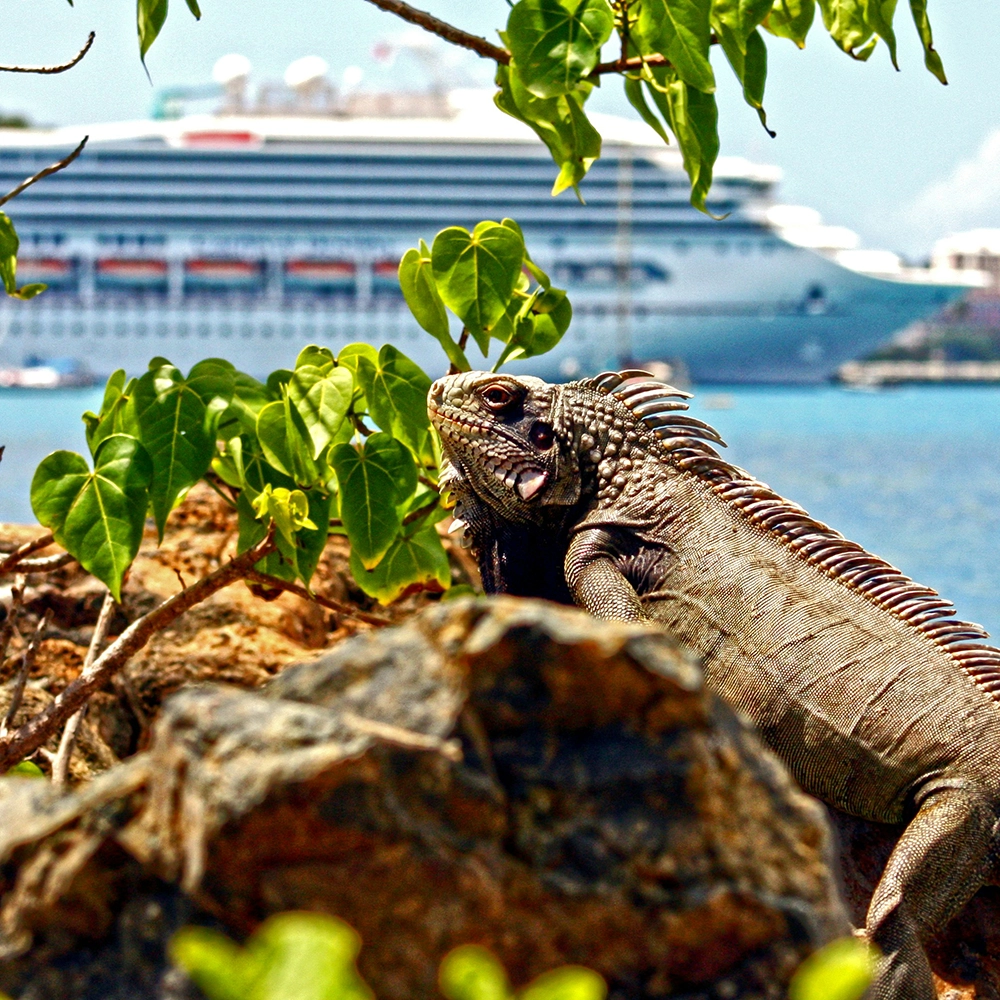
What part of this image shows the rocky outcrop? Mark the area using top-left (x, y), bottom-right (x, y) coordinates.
top-left (0, 597), bottom-right (847, 1000)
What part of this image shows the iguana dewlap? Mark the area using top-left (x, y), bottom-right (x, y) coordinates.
top-left (428, 369), bottom-right (1000, 1000)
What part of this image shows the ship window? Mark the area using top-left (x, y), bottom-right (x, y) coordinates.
top-left (714, 240), bottom-right (729, 255)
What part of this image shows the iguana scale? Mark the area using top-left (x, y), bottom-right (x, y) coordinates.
top-left (428, 369), bottom-right (1000, 1000)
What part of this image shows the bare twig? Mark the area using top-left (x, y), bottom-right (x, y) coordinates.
top-left (52, 590), bottom-right (116, 789)
top-left (1, 611), bottom-right (49, 738)
top-left (16, 552), bottom-right (76, 572)
top-left (362, 0), bottom-right (509, 63)
top-left (243, 569), bottom-right (390, 627)
top-left (0, 135), bottom-right (88, 210)
top-left (0, 532), bottom-right (276, 773)
top-left (341, 710), bottom-right (462, 761)
top-left (0, 532), bottom-right (54, 575)
top-left (0, 573), bottom-right (25, 668)
top-left (0, 32), bottom-right (95, 75)
top-left (592, 53), bottom-right (671, 74)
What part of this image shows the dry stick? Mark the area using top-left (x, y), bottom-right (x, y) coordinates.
top-left (0, 135), bottom-right (89, 210)
top-left (0, 533), bottom-right (276, 773)
top-left (16, 552), bottom-right (75, 573)
top-left (340, 710), bottom-right (462, 762)
top-left (0, 574), bottom-right (26, 668)
top-left (0, 532), bottom-right (54, 575)
top-left (51, 590), bottom-right (116, 790)
top-left (0, 32), bottom-right (95, 74)
top-left (362, 0), bottom-right (509, 63)
top-left (243, 569), bottom-right (390, 627)
top-left (0, 611), bottom-right (49, 738)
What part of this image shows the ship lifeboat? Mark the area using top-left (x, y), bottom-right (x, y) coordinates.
top-left (16, 257), bottom-right (77, 291)
top-left (284, 259), bottom-right (356, 295)
top-left (184, 258), bottom-right (264, 293)
top-left (95, 258), bottom-right (168, 293)
top-left (371, 259), bottom-right (402, 297)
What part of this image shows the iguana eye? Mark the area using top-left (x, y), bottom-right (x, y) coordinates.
top-left (481, 384), bottom-right (515, 411)
top-left (529, 421), bottom-right (554, 450)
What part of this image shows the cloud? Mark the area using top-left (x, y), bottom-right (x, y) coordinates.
top-left (908, 130), bottom-right (1000, 238)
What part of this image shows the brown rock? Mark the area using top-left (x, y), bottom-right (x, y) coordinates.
top-left (0, 597), bottom-right (847, 1000)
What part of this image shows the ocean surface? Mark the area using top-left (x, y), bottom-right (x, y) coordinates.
top-left (0, 383), bottom-right (998, 636)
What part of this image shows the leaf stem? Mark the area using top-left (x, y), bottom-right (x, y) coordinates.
top-left (0, 531), bottom-right (277, 773)
top-left (243, 569), bottom-right (391, 627)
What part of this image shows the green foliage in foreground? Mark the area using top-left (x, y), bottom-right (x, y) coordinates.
top-left (30, 219), bottom-right (570, 605)
top-left (789, 936), bottom-right (876, 1000)
top-left (171, 912), bottom-right (872, 1000)
top-left (170, 913), bottom-right (607, 1000)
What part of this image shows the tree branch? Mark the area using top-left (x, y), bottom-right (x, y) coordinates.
top-left (243, 569), bottom-right (390, 627)
top-left (0, 32), bottom-right (95, 75)
top-left (0, 532), bottom-right (54, 575)
top-left (592, 53), bottom-right (671, 75)
top-left (1, 611), bottom-right (48, 737)
top-left (0, 135), bottom-right (88, 210)
top-left (361, 0), bottom-right (510, 63)
top-left (0, 533), bottom-right (276, 773)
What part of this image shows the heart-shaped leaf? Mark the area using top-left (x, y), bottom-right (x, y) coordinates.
top-left (355, 345), bottom-right (432, 456)
top-left (349, 525), bottom-right (450, 604)
top-left (507, 0), bottom-right (614, 98)
top-left (31, 435), bottom-right (152, 601)
top-left (256, 391), bottom-right (320, 486)
top-left (330, 439), bottom-right (403, 569)
top-left (287, 365), bottom-right (354, 459)
top-left (634, 0), bottom-right (715, 94)
top-left (763, 0), bottom-right (816, 47)
top-left (431, 222), bottom-right (526, 352)
top-left (295, 344), bottom-right (337, 373)
top-left (134, 363), bottom-right (215, 540)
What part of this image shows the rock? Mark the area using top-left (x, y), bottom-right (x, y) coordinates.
top-left (0, 597), bottom-right (848, 1000)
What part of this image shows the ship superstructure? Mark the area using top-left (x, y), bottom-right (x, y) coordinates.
top-left (0, 86), bottom-right (978, 383)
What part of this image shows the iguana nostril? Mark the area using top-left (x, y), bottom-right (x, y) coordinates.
top-left (529, 421), bottom-right (554, 449)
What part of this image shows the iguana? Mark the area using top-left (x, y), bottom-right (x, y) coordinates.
top-left (428, 368), bottom-right (1000, 1000)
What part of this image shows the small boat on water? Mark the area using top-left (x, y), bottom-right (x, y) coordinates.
top-left (0, 356), bottom-right (97, 389)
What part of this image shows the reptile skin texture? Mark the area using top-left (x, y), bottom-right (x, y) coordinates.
top-left (428, 369), bottom-right (1000, 1000)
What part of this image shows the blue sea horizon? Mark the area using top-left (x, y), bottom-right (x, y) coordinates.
top-left (0, 382), bottom-right (998, 637)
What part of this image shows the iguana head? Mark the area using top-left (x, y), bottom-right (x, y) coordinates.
top-left (428, 371), bottom-right (584, 524)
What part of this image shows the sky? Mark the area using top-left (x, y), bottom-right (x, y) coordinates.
top-left (0, 0), bottom-right (997, 259)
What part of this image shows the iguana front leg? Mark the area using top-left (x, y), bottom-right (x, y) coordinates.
top-left (565, 528), bottom-right (649, 622)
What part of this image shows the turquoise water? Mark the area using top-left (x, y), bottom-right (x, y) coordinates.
top-left (0, 383), bottom-right (998, 636)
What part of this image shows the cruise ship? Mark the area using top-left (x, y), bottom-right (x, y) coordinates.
top-left (0, 70), bottom-right (980, 384)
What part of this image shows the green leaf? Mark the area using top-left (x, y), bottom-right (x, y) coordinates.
top-left (337, 343), bottom-right (379, 379)
top-left (137, 0), bottom-right (169, 62)
top-left (331, 440), bottom-right (402, 569)
top-left (295, 344), bottom-right (337, 373)
top-left (6, 761), bottom-right (45, 778)
top-left (503, 218), bottom-right (551, 289)
top-left (186, 358), bottom-right (236, 427)
top-left (288, 365), bottom-right (354, 459)
top-left (908, 0), bottom-right (945, 82)
top-left (133, 364), bottom-right (215, 540)
top-left (863, 0), bottom-right (898, 68)
top-left (267, 369), bottom-right (294, 396)
top-left (710, 0), bottom-right (775, 50)
top-left (439, 945), bottom-right (512, 1000)
top-left (431, 221), bottom-right (526, 353)
top-left (520, 966), bottom-right (607, 1000)
top-left (87, 375), bottom-right (139, 457)
top-left (367, 432), bottom-right (418, 502)
top-left (764, 0), bottom-right (815, 45)
top-left (171, 913), bottom-right (373, 1000)
top-left (349, 525), bottom-right (450, 603)
top-left (714, 25), bottom-right (772, 131)
top-left (624, 76), bottom-right (671, 143)
top-left (0, 213), bottom-right (45, 300)
top-left (634, 0), bottom-right (715, 93)
top-left (650, 72), bottom-right (721, 214)
top-left (223, 372), bottom-right (272, 436)
top-left (399, 242), bottom-right (470, 372)
top-left (355, 345), bottom-right (433, 456)
top-left (296, 488), bottom-right (335, 587)
top-left (251, 485), bottom-right (317, 547)
top-left (789, 937), bottom-right (875, 1000)
top-left (31, 435), bottom-right (152, 601)
top-left (495, 64), bottom-right (601, 197)
top-left (185, 0), bottom-right (201, 17)
top-left (256, 392), bottom-right (320, 486)
top-left (817, 0), bottom-right (877, 59)
top-left (507, 0), bottom-right (614, 98)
